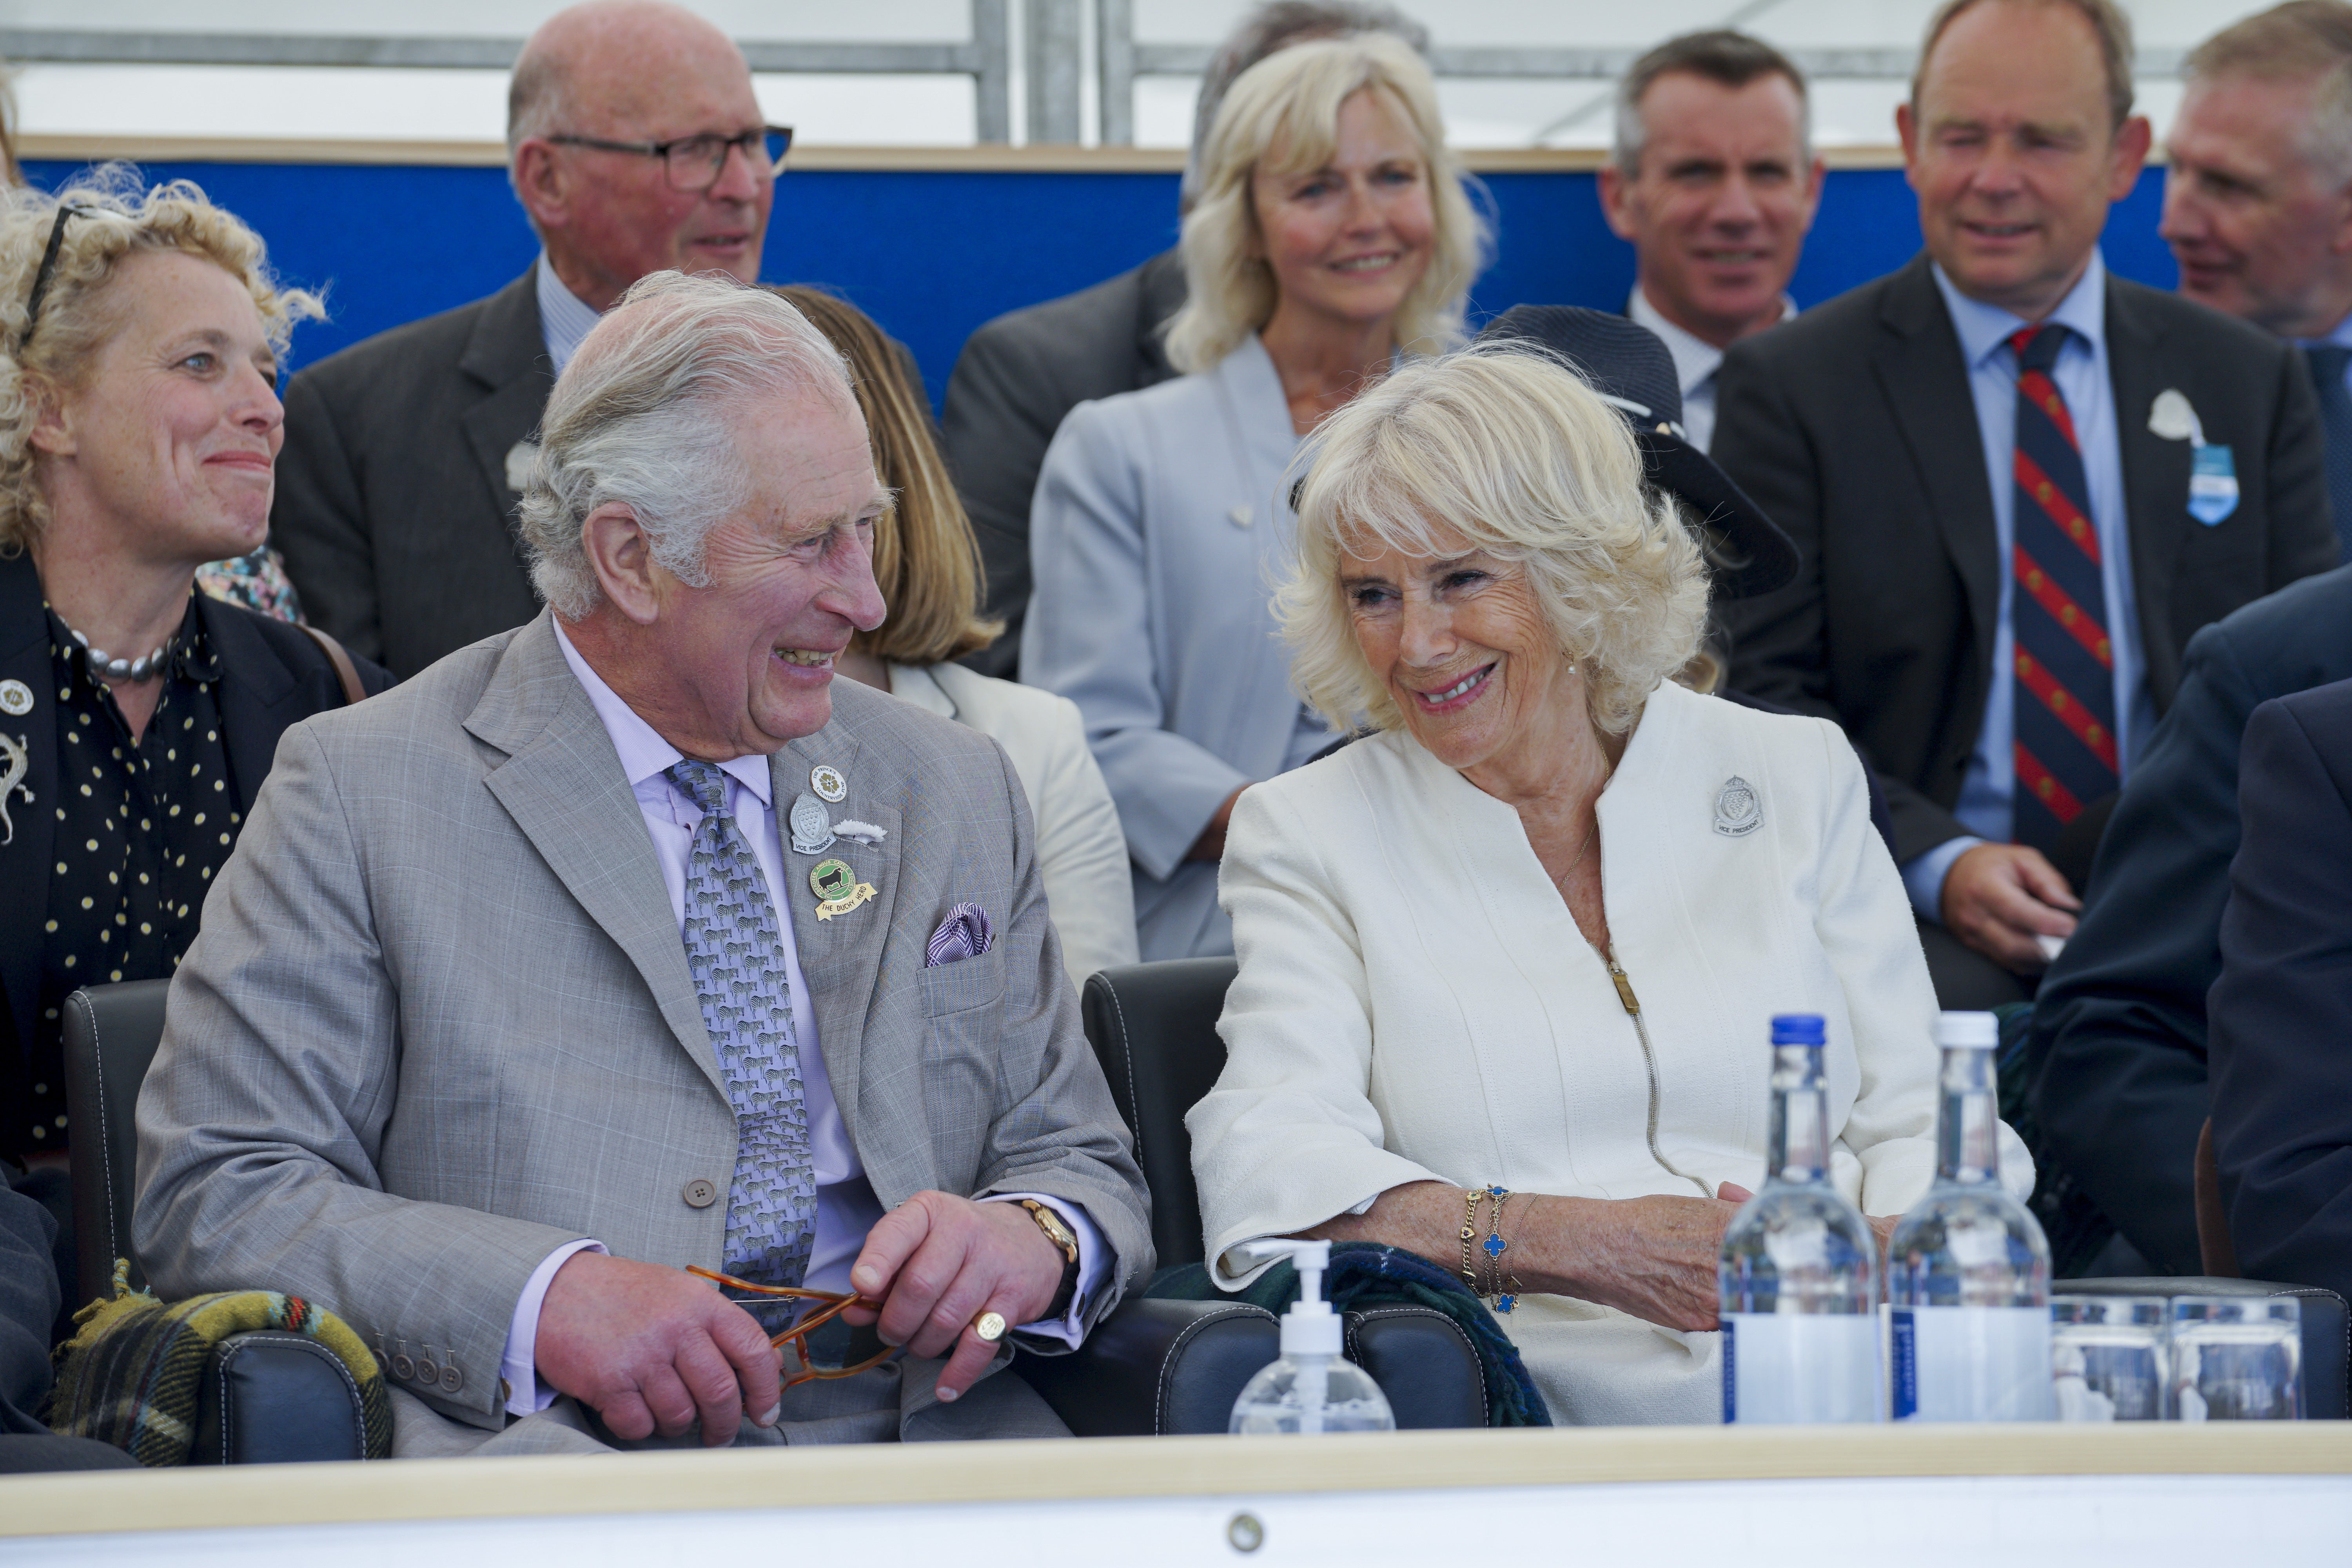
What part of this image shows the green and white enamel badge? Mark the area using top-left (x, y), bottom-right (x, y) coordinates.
top-left (809, 856), bottom-right (876, 921)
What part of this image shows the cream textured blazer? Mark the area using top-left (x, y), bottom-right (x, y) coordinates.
top-left (887, 661), bottom-right (1138, 987)
top-left (1187, 680), bottom-right (2031, 1427)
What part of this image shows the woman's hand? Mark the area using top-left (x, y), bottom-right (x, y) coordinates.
top-left (1550, 1192), bottom-right (1745, 1333)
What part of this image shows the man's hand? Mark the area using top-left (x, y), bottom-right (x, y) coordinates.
top-left (535, 1251), bottom-right (780, 1446)
top-left (844, 1192), bottom-right (1068, 1403)
top-left (1940, 842), bottom-right (2080, 971)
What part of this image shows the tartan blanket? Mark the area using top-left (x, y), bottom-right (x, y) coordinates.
top-left (46, 1261), bottom-right (391, 1464)
top-left (1146, 1241), bottom-right (1553, 1427)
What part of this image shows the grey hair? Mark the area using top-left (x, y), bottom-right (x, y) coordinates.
top-left (2183, 1), bottom-right (2352, 187)
top-left (1613, 29), bottom-right (1812, 178)
top-left (1184, 0), bottom-right (1430, 209)
top-left (1280, 343), bottom-right (1708, 739)
top-left (506, 43), bottom-right (573, 157)
top-left (516, 271), bottom-right (854, 619)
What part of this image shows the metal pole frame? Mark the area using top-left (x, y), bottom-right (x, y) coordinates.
top-left (0, 2), bottom-right (1027, 145)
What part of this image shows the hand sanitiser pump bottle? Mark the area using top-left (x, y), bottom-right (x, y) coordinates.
top-left (1887, 1011), bottom-right (2055, 1421)
top-left (1719, 1013), bottom-right (1881, 1423)
top-left (1227, 1239), bottom-right (1396, 1435)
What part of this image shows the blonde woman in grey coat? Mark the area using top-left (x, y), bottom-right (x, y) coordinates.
top-left (1022, 33), bottom-right (1489, 959)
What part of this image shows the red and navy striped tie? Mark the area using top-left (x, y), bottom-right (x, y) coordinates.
top-left (2008, 324), bottom-right (2116, 852)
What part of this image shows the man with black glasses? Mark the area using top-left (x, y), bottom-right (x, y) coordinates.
top-left (270, 0), bottom-right (793, 679)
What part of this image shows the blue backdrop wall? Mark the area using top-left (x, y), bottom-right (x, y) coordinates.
top-left (24, 158), bottom-right (2180, 408)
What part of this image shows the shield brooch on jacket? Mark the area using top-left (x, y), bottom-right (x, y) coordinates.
top-left (1713, 776), bottom-right (1762, 837)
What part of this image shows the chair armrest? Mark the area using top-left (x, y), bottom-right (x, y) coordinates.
top-left (1019, 1298), bottom-right (1278, 1437)
top-left (1344, 1307), bottom-right (1489, 1429)
top-left (2065, 1276), bottom-right (2348, 1420)
top-left (192, 1331), bottom-right (372, 1464)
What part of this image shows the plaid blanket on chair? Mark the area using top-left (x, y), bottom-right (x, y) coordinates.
top-left (46, 1260), bottom-right (392, 1464)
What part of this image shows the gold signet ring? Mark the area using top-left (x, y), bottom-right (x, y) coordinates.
top-left (972, 1310), bottom-right (1008, 1343)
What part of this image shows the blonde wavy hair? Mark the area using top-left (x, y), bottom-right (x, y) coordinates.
top-left (0, 167), bottom-right (323, 554)
top-left (1165, 33), bottom-right (1488, 375)
top-left (1279, 343), bottom-right (1710, 739)
top-left (775, 285), bottom-right (1002, 666)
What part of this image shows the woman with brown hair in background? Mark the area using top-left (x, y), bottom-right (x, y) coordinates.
top-left (775, 285), bottom-right (1138, 987)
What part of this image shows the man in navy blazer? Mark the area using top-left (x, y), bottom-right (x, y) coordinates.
top-left (2028, 566), bottom-right (2352, 1274)
top-left (271, 3), bottom-right (781, 679)
top-left (2208, 674), bottom-right (2352, 1302)
top-left (1715, 0), bottom-right (2337, 1007)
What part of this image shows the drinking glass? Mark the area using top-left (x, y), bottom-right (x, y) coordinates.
top-left (2051, 1295), bottom-right (2169, 1421)
top-left (2171, 1296), bottom-right (2301, 1421)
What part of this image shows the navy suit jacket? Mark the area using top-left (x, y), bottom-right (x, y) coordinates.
top-left (1715, 254), bottom-right (2337, 866)
top-left (2209, 675), bottom-right (2352, 1301)
top-left (2028, 566), bottom-right (2352, 1273)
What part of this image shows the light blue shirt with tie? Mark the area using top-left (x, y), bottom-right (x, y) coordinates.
top-left (1902, 250), bottom-right (2159, 919)
top-left (535, 252), bottom-right (603, 376)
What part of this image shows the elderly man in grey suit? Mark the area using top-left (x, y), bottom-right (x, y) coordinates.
top-left (271, 1), bottom-right (790, 679)
top-left (136, 273), bottom-right (1151, 1454)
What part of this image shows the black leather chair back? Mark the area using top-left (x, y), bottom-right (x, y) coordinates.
top-left (2066, 1276), bottom-right (2350, 1420)
top-left (60, 979), bottom-right (171, 1305)
top-left (1081, 958), bottom-right (1236, 1269)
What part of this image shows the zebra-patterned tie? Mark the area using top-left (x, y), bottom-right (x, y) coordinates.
top-left (665, 759), bottom-right (816, 1312)
top-left (2007, 323), bottom-right (2118, 852)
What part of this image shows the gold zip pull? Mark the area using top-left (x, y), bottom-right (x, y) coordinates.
top-left (1605, 958), bottom-right (1641, 1016)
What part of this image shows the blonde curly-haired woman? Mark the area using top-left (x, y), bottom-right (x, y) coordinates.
top-left (0, 172), bottom-right (385, 1192)
top-left (1022, 33), bottom-right (1488, 960)
top-left (1186, 345), bottom-right (2032, 1426)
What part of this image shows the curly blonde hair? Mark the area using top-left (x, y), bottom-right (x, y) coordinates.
top-left (1278, 343), bottom-right (1710, 738)
top-left (0, 166), bottom-right (324, 554)
top-left (1165, 32), bottom-right (1489, 375)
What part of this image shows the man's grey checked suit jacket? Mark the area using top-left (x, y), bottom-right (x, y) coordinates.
top-left (134, 612), bottom-right (1152, 1445)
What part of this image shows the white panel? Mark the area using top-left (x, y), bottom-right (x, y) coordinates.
top-left (0, 1), bottom-right (974, 43)
top-left (9, 65), bottom-right (976, 145)
top-left (9, 1474), bottom-right (2351, 1568)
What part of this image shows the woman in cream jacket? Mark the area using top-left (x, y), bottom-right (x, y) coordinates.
top-left (1186, 344), bottom-right (2030, 1426)
top-left (779, 287), bottom-right (1138, 989)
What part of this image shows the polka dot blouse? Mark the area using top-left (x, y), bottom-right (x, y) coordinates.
top-left (25, 599), bottom-right (238, 1156)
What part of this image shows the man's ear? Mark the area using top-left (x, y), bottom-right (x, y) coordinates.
top-left (2107, 114), bottom-right (2154, 203)
top-left (1896, 102), bottom-right (1921, 191)
top-left (581, 502), bottom-right (662, 625)
top-left (512, 141), bottom-right (568, 234)
top-left (1597, 162), bottom-right (1640, 243)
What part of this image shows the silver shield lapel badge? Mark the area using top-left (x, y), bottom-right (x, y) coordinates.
top-left (1714, 776), bottom-right (1762, 837)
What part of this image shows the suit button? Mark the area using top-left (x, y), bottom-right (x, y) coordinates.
top-left (683, 1178), bottom-right (719, 1209)
top-left (416, 1356), bottom-right (439, 1384)
top-left (441, 1364), bottom-right (464, 1394)
top-left (391, 1354), bottom-right (414, 1380)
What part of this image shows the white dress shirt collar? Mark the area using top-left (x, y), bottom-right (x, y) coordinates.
top-left (550, 617), bottom-right (772, 808)
top-left (535, 253), bottom-right (604, 377)
top-left (1626, 286), bottom-right (1784, 400)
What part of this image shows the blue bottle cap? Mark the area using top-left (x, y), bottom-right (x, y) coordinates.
top-left (1769, 1013), bottom-right (1826, 1046)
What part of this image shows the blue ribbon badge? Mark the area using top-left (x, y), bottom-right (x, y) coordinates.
top-left (2189, 443), bottom-right (2239, 526)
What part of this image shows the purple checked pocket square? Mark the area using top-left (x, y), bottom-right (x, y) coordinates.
top-left (925, 901), bottom-right (994, 967)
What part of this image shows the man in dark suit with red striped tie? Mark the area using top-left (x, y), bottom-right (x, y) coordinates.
top-left (1713, 0), bottom-right (2337, 1006)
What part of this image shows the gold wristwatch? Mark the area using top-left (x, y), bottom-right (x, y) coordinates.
top-left (1019, 1198), bottom-right (1082, 1319)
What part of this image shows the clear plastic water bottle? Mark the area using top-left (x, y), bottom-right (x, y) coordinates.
top-left (1228, 1240), bottom-right (1396, 1435)
top-left (1887, 1011), bottom-right (2055, 1421)
top-left (1719, 1013), bottom-right (1882, 1423)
